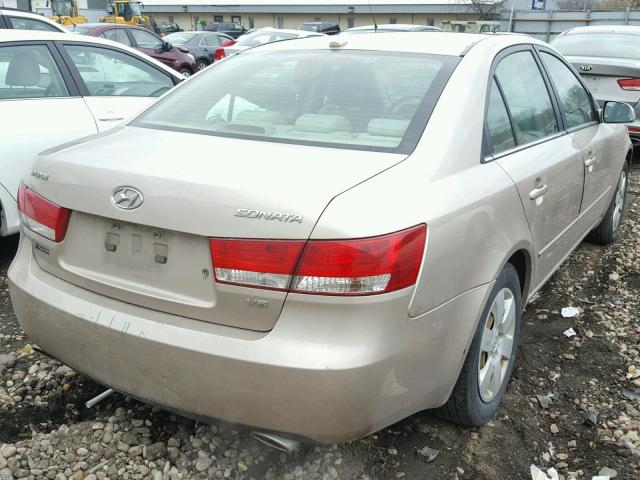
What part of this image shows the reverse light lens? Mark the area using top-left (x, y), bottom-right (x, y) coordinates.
top-left (17, 183), bottom-right (71, 243)
top-left (617, 78), bottom-right (640, 91)
top-left (209, 225), bottom-right (426, 296)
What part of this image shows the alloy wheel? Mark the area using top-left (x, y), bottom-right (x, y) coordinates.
top-left (612, 170), bottom-right (627, 232)
top-left (478, 287), bottom-right (516, 403)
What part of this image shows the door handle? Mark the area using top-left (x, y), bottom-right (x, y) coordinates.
top-left (584, 156), bottom-right (597, 167)
top-left (98, 117), bottom-right (125, 122)
top-left (529, 184), bottom-right (548, 200)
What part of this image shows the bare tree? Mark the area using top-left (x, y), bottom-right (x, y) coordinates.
top-left (465, 0), bottom-right (507, 19)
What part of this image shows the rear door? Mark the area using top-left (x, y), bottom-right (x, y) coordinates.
top-left (537, 49), bottom-right (614, 222)
top-left (0, 41), bottom-right (96, 205)
top-left (487, 47), bottom-right (585, 289)
top-left (57, 41), bottom-right (176, 131)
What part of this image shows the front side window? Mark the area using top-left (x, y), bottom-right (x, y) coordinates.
top-left (63, 45), bottom-right (173, 97)
top-left (100, 28), bottom-right (132, 47)
top-left (0, 45), bottom-right (68, 99)
top-left (540, 52), bottom-right (596, 129)
top-left (202, 34), bottom-right (221, 46)
top-left (130, 29), bottom-right (163, 50)
top-left (495, 51), bottom-right (558, 145)
top-left (7, 16), bottom-right (60, 32)
top-left (486, 79), bottom-right (516, 154)
top-left (134, 50), bottom-right (456, 153)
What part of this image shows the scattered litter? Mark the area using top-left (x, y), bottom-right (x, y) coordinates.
top-left (542, 452), bottom-right (550, 462)
top-left (598, 466), bottom-right (618, 478)
top-left (530, 465), bottom-right (559, 480)
top-left (416, 445), bottom-right (440, 463)
top-left (623, 390), bottom-right (640, 401)
top-left (563, 328), bottom-right (577, 338)
top-left (536, 394), bottom-right (553, 409)
top-left (561, 307), bottom-right (580, 318)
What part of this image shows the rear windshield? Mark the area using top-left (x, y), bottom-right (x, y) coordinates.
top-left (236, 30), bottom-right (297, 46)
top-left (552, 32), bottom-right (640, 59)
top-left (164, 32), bottom-right (198, 45)
top-left (133, 50), bottom-right (457, 153)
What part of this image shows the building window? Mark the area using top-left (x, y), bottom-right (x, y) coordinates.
top-left (231, 15), bottom-right (241, 24)
top-left (168, 15), bottom-right (174, 23)
top-left (248, 17), bottom-right (255, 28)
top-left (214, 15), bottom-right (223, 22)
top-left (347, 17), bottom-right (354, 29)
top-left (426, 18), bottom-right (434, 26)
top-left (277, 16), bottom-right (284, 28)
top-left (389, 18), bottom-right (397, 24)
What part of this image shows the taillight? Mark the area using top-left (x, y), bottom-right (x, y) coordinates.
top-left (209, 225), bottom-right (426, 296)
top-left (17, 183), bottom-right (71, 243)
top-left (220, 39), bottom-right (236, 47)
top-left (629, 126), bottom-right (640, 133)
top-left (214, 48), bottom-right (226, 61)
top-left (617, 78), bottom-right (640, 91)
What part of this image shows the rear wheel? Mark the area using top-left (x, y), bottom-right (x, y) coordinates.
top-left (588, 162), bottom-right (628, 245)
top-left (196, 59), bottom-right (209, 71)
top-left (438, 263), bottom-right (522, 426)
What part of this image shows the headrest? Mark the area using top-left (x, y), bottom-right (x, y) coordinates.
top-left (6, 51), bottom-right (41, 87)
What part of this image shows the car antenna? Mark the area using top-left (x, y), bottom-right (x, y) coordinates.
top-left (368, 0), bottom-right (378, 32)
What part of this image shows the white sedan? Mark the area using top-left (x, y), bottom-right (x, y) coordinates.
top-left (0, 30), bottom-right (183, 237)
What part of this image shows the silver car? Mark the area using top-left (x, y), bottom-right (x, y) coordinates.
top-left (8, 32), bottom-right (634, 446)
top-left (220, 27), bottom-right (323, 58)
top-left (552, 25), bottom-right (640, 148)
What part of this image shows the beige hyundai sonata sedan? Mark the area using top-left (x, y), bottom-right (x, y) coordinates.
top-left (8, 32), bottom-right (634, 446)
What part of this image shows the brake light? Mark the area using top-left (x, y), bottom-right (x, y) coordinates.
top-left (17, 183), bottom-right (71, 243)
top-left (220, 39), bottom-right (236, 47)
top-left (214, 48), bottom-right (226, 61)
top-left (617, 78), bottom-right (640, 91)
top-left (629, 126), bottom-right (640, 133)
top-left (209, 225), bottom-right (426, 296)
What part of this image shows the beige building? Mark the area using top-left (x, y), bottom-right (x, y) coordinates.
top-left (142, 0), bottom-right (481, 32)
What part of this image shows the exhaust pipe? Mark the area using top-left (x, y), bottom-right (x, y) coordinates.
top-left (250, 431), bottom-right (300, 452)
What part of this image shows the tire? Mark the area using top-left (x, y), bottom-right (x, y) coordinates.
top-left (196, 59), bottom-right (209, 71)
top-left (438, 263), bottom-right (522, 426)
top-left (588, 161), bottom-right (628, 245)
top-left (179, 68), bottom-right (192, 77)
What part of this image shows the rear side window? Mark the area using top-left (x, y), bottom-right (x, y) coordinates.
top-left (202, 34), bottom-right (221, 46)
top-left (6, 16), bottom-right (60, 32)
top-left (134, 50), bottom-right (457, 153)
top-left (0, 44), bottom-right (68, 99)
top-left (495, 51), bottom-right (558, 145)
top-left (100, 28), bottom-right (132, 47)
top-left (540, 52), bottom-right (596, 129)
top-left (486, 79), bottom-right (516, 154)
top-left (63, 45), bottom-right (173, 97)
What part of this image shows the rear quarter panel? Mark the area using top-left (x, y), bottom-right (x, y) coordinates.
top-left (311, 41), bottom-right (535, 317)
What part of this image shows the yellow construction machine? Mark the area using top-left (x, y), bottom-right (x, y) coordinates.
top-left (100, 0), bottom-right (156, 31)
top-left (48, 0), bottom-right (87, 26)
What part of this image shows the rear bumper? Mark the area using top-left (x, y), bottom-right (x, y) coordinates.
top-left (0, 182), bottom-right (18, 237)
top-left (8, 236), bottom-right (491, 443)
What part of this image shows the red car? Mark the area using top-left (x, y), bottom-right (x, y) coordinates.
top-left (69, 23), bottom-right (197, 76)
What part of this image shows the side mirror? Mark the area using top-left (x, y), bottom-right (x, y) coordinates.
top-left (603, 101), bottom-right (636, 124)
top-left (162, 41), bottom-right (171, 51)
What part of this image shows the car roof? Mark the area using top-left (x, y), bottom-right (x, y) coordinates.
top-left (562, 25), bottom-right (640, 35)
top-left (0, 8), bottom-right (66, 29)
top-left (247, 27), bottom-right (323, 36)
top-left (0, 29), bottom-right (182, 77)
top-left (348, 24), bottom-right (439, 31)
top-left (252, 31), bottom-right (542, 57)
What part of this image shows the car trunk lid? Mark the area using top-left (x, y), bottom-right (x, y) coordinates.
top-left (566, 55), bottom-right (640, 105)
top-left (27, 126), bottom-right (404, 331)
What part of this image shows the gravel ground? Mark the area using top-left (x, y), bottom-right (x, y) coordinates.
top-left (2, 168), bottom-right (640, 480)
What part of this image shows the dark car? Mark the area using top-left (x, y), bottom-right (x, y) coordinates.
top-left (204, 21), bottom-right (246, 39)
top-left (70, 23), bottom-right (197, 76)
top-left (299, 21), bottom-right (340, 35)
top-left (163, 31), bottom-right (232, 70)
top-left (156, 21), bottom-right (182, 36)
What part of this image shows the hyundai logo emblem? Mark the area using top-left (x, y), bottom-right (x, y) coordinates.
top-left (111, 186), bottom-right (144, 210)
top-left (579, 64), bottom-right (593, 72)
